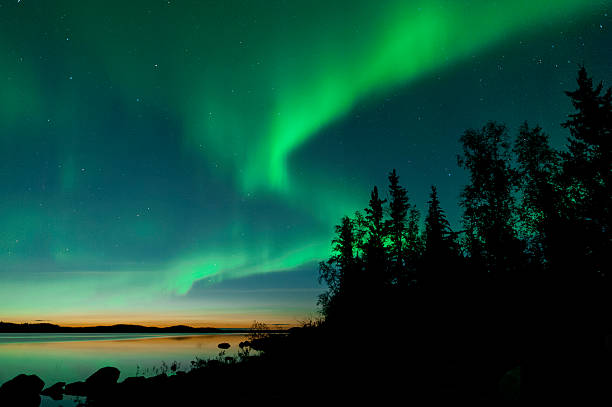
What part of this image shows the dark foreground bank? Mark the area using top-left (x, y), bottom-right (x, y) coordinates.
top-left (0, 323), bottom-right (517, 406)
top-left (1, 316), bottom-right (612, 406)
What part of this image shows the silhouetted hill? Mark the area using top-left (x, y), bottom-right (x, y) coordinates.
top-left (0, 322), bottom-right (232, 333)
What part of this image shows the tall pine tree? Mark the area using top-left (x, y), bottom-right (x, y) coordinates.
top-left (559, 66), bottom-right (612, 278)
top-left (364, 186), bottom-right (388, 287)
top-left (318, 216), bottom-right (358, 322)
top-left (423, 186), bottom-right (457, 285)
top-left (386, 169), bottom-right (410, 284)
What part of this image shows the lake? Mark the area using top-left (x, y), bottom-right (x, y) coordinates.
top-left (0, 333), bottom-right (250, 406)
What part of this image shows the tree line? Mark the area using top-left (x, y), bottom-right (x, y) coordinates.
top-left (317, 66), bottom-right (611, 401)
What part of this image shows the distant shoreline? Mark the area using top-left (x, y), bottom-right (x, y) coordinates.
top-left (0, 322), bottom-right (260, 334)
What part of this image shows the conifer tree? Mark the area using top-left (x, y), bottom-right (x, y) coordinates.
top-left (318, 216), bottom-right (357, 320)
top-left (424, 186), bottom-right (453, 256)
top-left (405, 206), bottom-right (423, 284)
top-left (423, 186), bottom-right (457, 284)
top-left (386, 169), bottom-right (410, 283)
top-left (559, 66), bottom-right (612, 278)
top-left (364, 186), bottom-right (388, 286)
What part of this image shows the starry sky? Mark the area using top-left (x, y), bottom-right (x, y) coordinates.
top-left (0, 0), bottom-right (610, 326)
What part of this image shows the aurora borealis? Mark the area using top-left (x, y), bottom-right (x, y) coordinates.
top-left (0, 1), bottom-right (610, 326)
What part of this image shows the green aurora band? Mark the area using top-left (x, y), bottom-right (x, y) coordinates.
top-left (0, 0), bottom-right (607, 323)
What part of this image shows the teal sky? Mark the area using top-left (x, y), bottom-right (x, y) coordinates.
top-left (0, 0), bottom-right (610, 326)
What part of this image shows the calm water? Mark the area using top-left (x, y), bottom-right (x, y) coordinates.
top-left (0, 333), bottom-right (250, 406)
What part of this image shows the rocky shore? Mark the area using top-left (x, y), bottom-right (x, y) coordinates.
top-left (0, 340), bottom-right (270, 406)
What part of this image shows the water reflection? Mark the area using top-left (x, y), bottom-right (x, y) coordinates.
top-left (0, 333), bottom-right (248, 385)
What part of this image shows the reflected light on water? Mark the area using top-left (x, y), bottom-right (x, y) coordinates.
top-left (0, 334), bottom-right (249, 385)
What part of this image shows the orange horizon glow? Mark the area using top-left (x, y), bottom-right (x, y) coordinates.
top-left (0, 316), bottom-right (302, 329)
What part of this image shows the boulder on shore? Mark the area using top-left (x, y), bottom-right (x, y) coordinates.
top-left (85, 366), bottom-right (121, 397)
top-left (86, 366), bottom-right (120, 386)
top-left (0, 374), bottom-right (44, 407)
top-left (41, 381), bottom-right (66, 400)
top-left (64, 381), bottom-right (88, 396)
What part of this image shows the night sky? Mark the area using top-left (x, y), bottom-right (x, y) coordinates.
top-left (0, 1), bottom-right (610, 326)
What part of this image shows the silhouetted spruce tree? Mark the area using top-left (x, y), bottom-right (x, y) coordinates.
top-left (351, 210), bottom-right (368, 260)
top-left (318, 216), bottom-right (358, 322)
top-left (422, 186), bottom-right (458, 285)
top-left (424, 186), bottom-right (451, 249)
top-left (405, 205), bottom-right (423, 284)
top-left (386, 169), bottom-right (410, 284)
top-left (364, 186), bottom-right (388, 287)
top-left (518, 67), bottom-right (612, 403)
top-left (558, 66), bottom-right (612, 279)
top-left (457, 121), bottom-right (524, 275)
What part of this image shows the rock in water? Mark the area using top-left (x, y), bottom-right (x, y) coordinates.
top-left (86, 366), bottom-right (121, 395)
top-left (41, 381), bottom-right (66, 400)
top-left (218, 342), bottom-right (231, 349)
top-left (0, 374), bottom-right (44, 407)
top-left (64, 381), bottom-right (88, 396)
